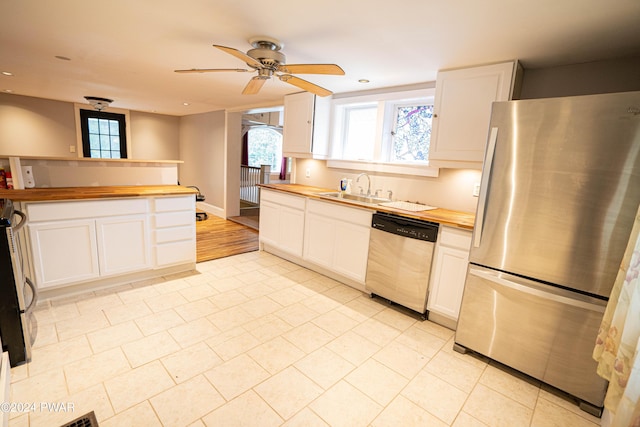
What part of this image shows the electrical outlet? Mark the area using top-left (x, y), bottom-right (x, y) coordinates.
top-left (69, 145), bottom-right (76, 153)
top-left (305, 168), bottom-right (311, 178)
top-left (473, 183), bottom-right (481, 197)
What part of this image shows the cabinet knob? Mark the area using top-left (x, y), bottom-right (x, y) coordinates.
top-left (433, 113), bottom-right (438, 118)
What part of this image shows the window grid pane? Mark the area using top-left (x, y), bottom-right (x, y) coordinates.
top-left (343, 106), bottom-right (377, 161)
top-left (391, 104), bottom-right (433, 162)
top-left (247, 128), bottom-right (283, 173)
top-left (87, 117), bottom-right (122, 159)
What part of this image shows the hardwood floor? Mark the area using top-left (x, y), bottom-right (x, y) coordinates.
top-left (196, 214), bottom-right (259, 263)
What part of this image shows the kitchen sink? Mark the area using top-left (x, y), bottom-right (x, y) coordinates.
top-left (317, 192), bottom-right (392, 206)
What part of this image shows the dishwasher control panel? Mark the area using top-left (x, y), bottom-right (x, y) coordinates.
top-left (371, 212), bottom-right (439, 242)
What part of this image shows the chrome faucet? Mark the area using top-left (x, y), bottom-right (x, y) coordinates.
top-left (356, 173), bottom-right (371, 197)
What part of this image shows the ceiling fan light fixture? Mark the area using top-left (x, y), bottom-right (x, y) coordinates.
top-left (84, 96), bottom-right (113, 111)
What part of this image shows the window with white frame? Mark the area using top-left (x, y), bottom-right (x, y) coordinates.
top-left (331, 89), bottom-right (435, 166)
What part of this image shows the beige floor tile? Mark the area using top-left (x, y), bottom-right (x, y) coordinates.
top-left (248, 336), bottom-right (305, 374)
top-left (100, 401), bottom-right (163, 427)
top-left (322, 285), bottom-right (363, 304)
top-left (134, 309), bottom-right (185, 336)
top-left (373, 339), bottom-right (429, 379)
top-left (173, 298), bottom-right (219, 322)
top-left (208, 276), bottom-right (244, 293)
top-left (312, 310), bottom-right (360, 336)
top-left (102, 300), bottom-right (153, 325)
top-left (247, 316), bottom-right (294, 343)
top-left (116, 284), bottom-right (161, 304)
top-left (275, 302), bottom-right (321, 327)
top-left (402, 369), bottom-right (468, 424)
top-left (351, 318), bottom-right (402, 346)
top-left (150, 375), bottom-right (225, 426)
top-left (426, 350), bottom-right (484, 393)
top-left (268, 287), bottom-right (308, 306)
top-left (55, 310), bottom-right (110, 341)
top-left (201, 390), bottom-right (283, 427)
top-left (395, 325), bottom-right (447, 358)
top-left (453, 411), bottom-right (491, 426)
top-left (153, 277), bottom-right (191, 294)
top-left (9, 364), bottom-right (28, 383)
top-left (211, 330), bottom-right (261, 361)
top-left (282, 322), bottom-right (335, 354)
top-left (254, 366), bottom-right (323, 420)
top-left (237, 282), bottom-right (276, 298)
top-left (239, 295), bottom-right (283, 317)
top-left (281, 407), bottom-right (329, 427)
top-left (479, 362), bottom-right (541, 408)
top-left (168, 317), bottom-right (220, 348)
top-left (413, 319), bottom-right (456, 341)
top-left (235, 269), bottom-right (270, 284)
top-left (27, 335), bottom-right (93, 376)
top-left (161, 341), bottom-right (223, 383)
top-left (345, 359), bottom-right (409, 406)
top-left (373, 307), bottom-right (419, 331)
top-left (300, 293), bottom-right (342, 314)
top-left (309, 380), bottom-right (382, 427)
top-left (204, 354), bottom-right (270, 400)
top-left (75, 293), bottom-right (123, 315)
top-left (530, 397), bottom-right (600, 427)
top-left (325, 330), bottom-right (380, 365)
top-left (143, 290), bottom-right (189, 312)
top-left (28, 383), bottom-right (114, 427)
top-left (121, 330), bottom-right (181, 367)
top-left (538, 386), bottom-right (602, 425)
top-left (372, 395), bottom-right (449, 427)
top-left (87, 320), bottom-right (144, 353)
top-left (32, 322), bottom-right (58, 348)
top-left (294, 347), bottom-right (355, 390)
top-left (178, 282), bottom-right (218, 302)
top-left (336, 297), bottom-right (385, 322)
top-left (463, 383), bottom-right (533, 427)
top-left (64, 347), bottom-right (131, 394)
top-left (207, 305), bottom-right (255, 331)
top-left (104, 360), bottom-right (175, 413)
top-left (10, 368), bottom-right (67, 404)
top-left (33, 301), bottom-right (80, 326)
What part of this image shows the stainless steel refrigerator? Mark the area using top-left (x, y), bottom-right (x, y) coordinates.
top-left (454, 91), bottom-right (640, 415)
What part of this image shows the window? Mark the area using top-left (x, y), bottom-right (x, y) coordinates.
top-left (247, 127), bottom-right (283, 173)
top-left (79, 109), bottom-right (127, 158)
top-left (390, 103), bottom-right (434, 162)
top-left (331, 89), bottom-right (436, 171)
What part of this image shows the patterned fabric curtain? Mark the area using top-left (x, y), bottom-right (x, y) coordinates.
top-left (593, 204), bottom-right (640, 426)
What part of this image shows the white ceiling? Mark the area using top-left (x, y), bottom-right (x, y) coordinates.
top-left (1, 0), bottom-right (639, 116)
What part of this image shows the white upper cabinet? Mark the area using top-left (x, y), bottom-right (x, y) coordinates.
top-left (282, 91), bottom-right (331, 158)
top-left (429, 61), bottom-right (521, 168)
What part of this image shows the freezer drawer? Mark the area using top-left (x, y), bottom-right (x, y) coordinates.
top-left (455, 266), bottom-right (608, 408)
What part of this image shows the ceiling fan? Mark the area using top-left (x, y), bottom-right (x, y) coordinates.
top-left (175, 36), bottom-right (345, 97)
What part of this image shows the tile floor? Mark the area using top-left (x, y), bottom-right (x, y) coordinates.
top-left (8, 251), bottom-right (603, 427)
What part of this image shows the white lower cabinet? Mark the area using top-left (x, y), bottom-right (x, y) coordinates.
top-left (428, 226), bottom-right (472, 326)
top-left (26, 195), bottom-right (195, 290)
top-left (259, 190), bottom-right (305, 257)
top-left (303, 199), bottom-right (372, 283)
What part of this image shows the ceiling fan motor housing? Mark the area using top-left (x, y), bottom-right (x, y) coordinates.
top-left (247, 46), bottom-right (285, 69)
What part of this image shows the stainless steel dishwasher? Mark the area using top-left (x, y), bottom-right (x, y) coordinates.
top-left (365, 212), bottom-right (439, 318)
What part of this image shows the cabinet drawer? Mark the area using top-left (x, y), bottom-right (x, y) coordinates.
top-left (154, 196), bottom-right (195, 213)
top-left (27, 198), bottom-right (149, 222)
top-left (155, 226), bottom-right (194, 243)
top-left (156, 240), bottom-right (196, 266)
top-left (155, 211), bottom-right (194, 228)
top-left (261, 190), bottom-right (305, 210)
top-left (307, 199), bottom-right (372, 226)
top-left (439, 226), bottom-right (472, 250)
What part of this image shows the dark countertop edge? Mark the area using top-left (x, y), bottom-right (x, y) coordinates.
top-left (259, 183), bottom-right (475, 230)
top-left (0, 185), bottom-right (197, 202)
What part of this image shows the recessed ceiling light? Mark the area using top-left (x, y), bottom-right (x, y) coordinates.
top-left (1, 71), bottom-right (13, 76)
top-left (4, 89), bottom-right (13, 93)
top-left (55, 55), bottom-right (71, 61)
top-left (183, 102), bottom-right (190, 106)
top-left (358, 79), bottom-right (370, 83)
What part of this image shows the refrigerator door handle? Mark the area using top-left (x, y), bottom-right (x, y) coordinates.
top-left (473, 127), bottom-right (498, 248)
top-left (24, 277), bottom-right (38, 313)
top-left (468, 267), bottom-right (606, 313)
top-left (12, 210), bottom-right (27, 232)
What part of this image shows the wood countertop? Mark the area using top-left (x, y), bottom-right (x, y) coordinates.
top-left (0, 185), bottom-right (197, 201)
top-left (260, 183), bottom-right (475, 230)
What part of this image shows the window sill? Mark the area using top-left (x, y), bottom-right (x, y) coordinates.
top-left (326, 159), bottom-right (439, 177)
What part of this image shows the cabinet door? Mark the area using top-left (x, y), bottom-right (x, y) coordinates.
top-left (428, 245), bottom-right (470, 320)
top-left (429, 62), bottom-right (515, 165)
top-left (283, 92), bottom-right (314, 155)
top-left (96, 215), bottom-right (151, 276)
top-left (259, 200), bottom-right (281, 247)
top-left (303, 212), bottom-right (335, 269)
top-left (278, 206), bottom-right (305, 257)
top-left (332, 222), bottom-right (370, 282)
top-left (28, 220), bottom-right (100, 289)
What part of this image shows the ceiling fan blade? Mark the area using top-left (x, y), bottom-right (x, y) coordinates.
top-left (279, 75), bottom-right (333, 97)
top-left (174, 68), bottom-right (249, 73)
top-left (213, 45), bottom-right (263, 68)
top-left (242, 76), bottom-right (268, 95)
top-left (277, 64), bottom-right (345, 75)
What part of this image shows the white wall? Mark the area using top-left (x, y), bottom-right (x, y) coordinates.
top-left (178, 110), bottom-right (226, 211)
top-left (130, 111), bottom-right (180, 160)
